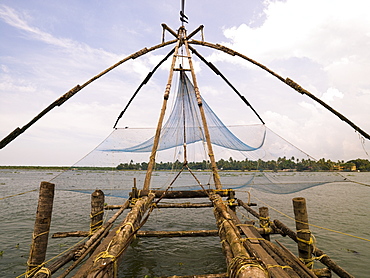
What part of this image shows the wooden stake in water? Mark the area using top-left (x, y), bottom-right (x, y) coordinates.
top-left (292, 197), bottom-right (313, 269)
top-left (259, 206), bottom-right (271, 241)
top-left (90, 189), bottom-right (104, 234)
top-left (26, 181), bottom-right (55, 277)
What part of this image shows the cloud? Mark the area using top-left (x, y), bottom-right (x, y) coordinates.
top-left (321, 87), bottom-right (344, 104)
top-left (208, 0), bottom-right (370, 94)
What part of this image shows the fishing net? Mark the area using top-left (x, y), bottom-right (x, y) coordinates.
top-left (52, 71), bottom-right (350, 197)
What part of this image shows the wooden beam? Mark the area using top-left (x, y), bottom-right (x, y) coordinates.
top-left (136, 230), bottom-right (218, 237)
top-left (27, 181), bottom-right (55, 278)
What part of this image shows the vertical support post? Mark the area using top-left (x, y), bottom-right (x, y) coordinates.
top-left (292, 197), bottom-right (313, 269)
top-left (143, 38), bottom-right (182, 191)
top-left (130, 178), bottom-right (138, 199)
top-left (90, 190), bottom-right (105, 234)
top-left (183, 36), bottom-right (222, 189)
top-left (27, 181), bottom-right (55, 277)
top-left (259, 206), bottom-right (271, 241)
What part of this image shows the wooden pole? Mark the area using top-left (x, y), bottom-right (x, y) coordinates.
top-left (292, 197), bottom-right (313, 269)
top-left (259, 207), bottom-right (271, 241)
top-left (237, 199), bottom-right (260, 219)
top-left (90, 189), bottom-right (105, 234)
top-left (137, 229), bottom-right (218, 237)
top-left (183, 36), bottom-right (222, 190)
top-left (273, 219), bottom-right (354, 278)
top-left (143, 36), bottom-right (182, 191)
top-left (86, 194), bottom-right (155, 278)
top-left (210, 193), bottom-right (268, 278)
top-left (138, 189), bottom-right (229, 199)
top-left (32, 243), bottom-right (84, 278)
top-left (26, 181), bottom-right (55, 277)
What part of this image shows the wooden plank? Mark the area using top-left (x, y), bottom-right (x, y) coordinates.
top-left (137, 230), bottom-right (218, 237)
top-left (227, 209), bottom-right (291, 278)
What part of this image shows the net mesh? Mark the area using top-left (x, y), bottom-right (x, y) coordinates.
top-left (51, 71), bottom-right (354, 197)
top-left (101, 72), bottom-right (264, 153)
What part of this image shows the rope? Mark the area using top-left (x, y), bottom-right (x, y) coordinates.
top-left (37, 267), bottom-right (51, 277)
top-left (228, 256), bottom-right (268, 278)
top-left (16, 236), bottom-right (88, 278)
top-left (90, 210), bottom-right (104, 218)
top-left (251, 194), bottom-right (370, 242)
top-left (33, 231), bottom-right (49, 240)
top-left (259, 216), bottom-right (273, 233)
top-left (0, 188), bottom-right (38, 200)
top-left (240, 237), bottom-right (266, 242)
top-left (267, 264), bottom-right (292, 269)
top-left (93, 251), bottom-right (118, 278)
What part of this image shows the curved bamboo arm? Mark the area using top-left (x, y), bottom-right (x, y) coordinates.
top-left (0, 39), bottom-right (177, 149)
top-left (189, 40), bottom-right (370, 140)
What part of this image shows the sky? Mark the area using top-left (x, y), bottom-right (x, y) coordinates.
top-left (1, 0), bottom-right (370, 166)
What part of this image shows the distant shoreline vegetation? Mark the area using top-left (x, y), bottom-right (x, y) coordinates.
top-left (2, 158), bottom-right (370, 172)
top-left (116, 157), bottom-right (369, 172)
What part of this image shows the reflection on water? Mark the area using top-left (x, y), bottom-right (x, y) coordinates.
top-left (0, 169), bottom-right (369, 277)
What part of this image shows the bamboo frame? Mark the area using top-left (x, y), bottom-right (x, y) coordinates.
top-left (188, 39), bottom-right (370, 140)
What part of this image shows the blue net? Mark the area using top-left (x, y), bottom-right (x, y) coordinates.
top-left (102, 72), bottom-right (265, 153)
top-left (51, 72), bottom-right (353, 196)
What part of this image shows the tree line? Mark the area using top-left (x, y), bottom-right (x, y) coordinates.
top-left (116, 157), bottom-right (370, 172)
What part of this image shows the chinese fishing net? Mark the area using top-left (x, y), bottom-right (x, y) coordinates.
top-left (52, 71), bottom-right (354, 198)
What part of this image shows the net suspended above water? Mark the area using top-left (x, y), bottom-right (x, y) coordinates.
top-left (52, 71), bottom-right (353, 197)
top-left (102, 71), bottom-right (265, 153)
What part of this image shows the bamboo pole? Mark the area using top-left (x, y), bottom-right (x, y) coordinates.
top-left (137, 230), bottom-right (218, 237)
top-left (138, 189), bottom-right (229, 198)
top-left (52, 231), bottom-right (90, 238)
top-left (273, 219), bottom-right (354, 278)
top-left (75, 199), bottom-right (130, 259)
top-left (159, 274), bottom-right (228, 278)
top-left (86, 194), bottom-right (155, 278)
top-left (143, 36), bottom-right (182, 191)
top-left (56, 200), bottom-right (131, 278)
top-left (276, 240), bottom-right (318, 278)
top-left (188, 39), bottom-right (370, 141)
top-left (90, 190), bottom-right (104, 234)
top-left (183, 37), bottom-right (222, 190)
top-left (106, 202), bottom-right (214, 209)
top-left (227, 208), bottom-right (291, 278)
top-left (0, 39), bottom-right (177, 149)
top-left (259, 240), bottom-right (301, 278)
top-left (32, 243), bottom-right (84, 278)
top-left (293, 197), bottom-right (313, 269)
top-left (26, 181), bottom-right (55, 277)
top-left (210, 193), bottom-right (267, 278)
top-left (52, 227), bottom-right (273, 238)
top-left (237, 199), bottom-right (260, 219)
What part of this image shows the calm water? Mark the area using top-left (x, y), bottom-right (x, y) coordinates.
top-left (0, 169), bottom-right (369, 277)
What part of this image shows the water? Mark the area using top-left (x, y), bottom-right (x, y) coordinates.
top-left (1, 169), bottom-right (369, 277)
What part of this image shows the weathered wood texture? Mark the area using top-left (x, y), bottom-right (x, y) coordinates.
top-left (86, 193), bottom-right (155, 278)
top-left (137, 230), bottom-right (218, 237)
top-left (138, 189), bottom-right (229, 198)
top-left (293, 197), bottom-right (313, 269)
top-left (227, 209), bottom-right (291, 278)
top-left (26, 181), bottom-right (55, 277)
top-left (33, 244), bottom-right (84, 278)
top-left (275, 240), bottom-right (318, 278)
top-left (158, 274), bottom-right (228, 278)
top-left (57, 199), bottom-right (130, 278)
top-left (273, 219), bottom-right (354, 278)
top-left (106, 202), bottom-right (222, 209)
top-left (52, 231), bottom-right (90, 238)
top-left (259, 207), bottom-right (271, 241)
top-left (210, 193), bottom-right (268, 278)
top-left (90, 189), bottom-right (104, 233)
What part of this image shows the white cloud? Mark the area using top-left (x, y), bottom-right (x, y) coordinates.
top-left (321, 87), bottom-right (344, 104)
